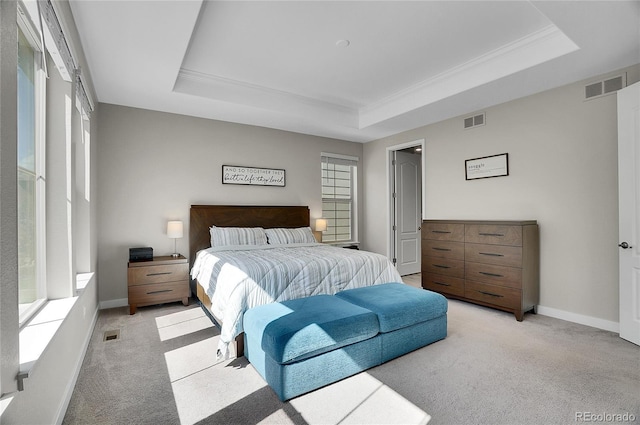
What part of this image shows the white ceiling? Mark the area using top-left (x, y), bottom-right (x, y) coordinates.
top-left (69, 1), bottom-right (640, 143)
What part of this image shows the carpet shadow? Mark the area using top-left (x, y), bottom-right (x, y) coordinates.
top-left (193, 385), bottom-right (309, 425)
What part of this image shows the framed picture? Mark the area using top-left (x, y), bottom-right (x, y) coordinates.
top-left (465, 153), bottom-right (509, 180)
top-left (222, 165), bottom-right (285, 187)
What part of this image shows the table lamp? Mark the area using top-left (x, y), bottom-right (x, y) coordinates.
top-left (167, 220), bottom-right (183, 257)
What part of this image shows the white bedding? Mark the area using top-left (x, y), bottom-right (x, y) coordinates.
top-left (190, 243), bottom-right (402, 358)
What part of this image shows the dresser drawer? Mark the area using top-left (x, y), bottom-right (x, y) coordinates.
top-left (465, 224), bottom-right (522, 246)
top-left (423, 257), bottom-right (465, 278)
top-left (422, 223), bottom-right (464, 242)
top-left (423, 240), bottom-right (464, 260)
top-left (465, 262), bottom-right (522, 288)
top-left (465, 281), bottom-right (521, 309)
top-left (128, 281), bottom-right (189, 304)
top-left (128, 263), bottom-right (189, 285)
top-left (422, 273), bottom-right (465, 297)
top-left (420, 220), bottom-right (538, 321)
top-left (465, 243), bottom-right (522, 267)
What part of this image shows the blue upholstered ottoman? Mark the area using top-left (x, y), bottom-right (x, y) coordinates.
top-left (243, 283), bottom-right (448, 401)
top-left (336, 283), bottom-right (448, 362)
top-left (243, 294), bottom-right (382, 401)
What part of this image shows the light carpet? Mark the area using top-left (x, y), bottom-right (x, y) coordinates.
top-left (63, 283), bottom-right (639, 425)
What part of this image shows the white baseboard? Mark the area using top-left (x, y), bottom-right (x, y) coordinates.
top-left (99, 298), bottom-right (128, 310)
top-left (537, 305), bottom-right (619, 333)
top-left (55, 304), bottom-right (99, 425)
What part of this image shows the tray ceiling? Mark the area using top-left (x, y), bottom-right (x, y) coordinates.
top-left (69, 1), bottom-right (640, 142)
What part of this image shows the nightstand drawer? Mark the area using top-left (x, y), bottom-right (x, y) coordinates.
top-left (128, 281), bottom-right (189, 305)
top-left (128, 263), bottom-right (189, 285)
top-left (423, 257), bottom-right (465, 278)
top-left (422, 223), bottom-right (464, 242)
top-left (423, 240), bottom-right (464, 260)
top-left (465, 224), bottom-right (522, 246)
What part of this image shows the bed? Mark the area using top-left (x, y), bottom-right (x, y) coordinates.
top-left (189, 205), bottom-right (402, 359)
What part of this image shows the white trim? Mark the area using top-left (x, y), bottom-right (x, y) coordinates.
top-left (16, 13), bottom-right (48, 327)
top-left (537, 305), bottom-right (620, 333)
top-left (54, 303), bottom-right (98, 425)
top-left (386, 139), bottom-right (426, 260)
top-left (320, 152), bottom-right (359, 162)
top-left (99, 298), bottom-right (128, 310)
top-left (321, 154), bottom-right (359, 244)
top-left (17, 3), bottom-right (42, 51)
top-left (75, 272), bottom-right (94, 292)
top-left (19, 298), bottom-right (78, 375)
top-left (179, 68), bottom-right (357, 112)
top-left (35, 29), bottom-right (47, 316)
top-left (359, 25), bottom-right (578, 128)
top-left (18, 300), bottom-right (46, 329)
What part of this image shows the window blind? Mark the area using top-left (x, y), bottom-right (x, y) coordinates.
top-left (37, 0), bottom-right (94, 118)
top-left (321, 153), bottom-right (358, 243)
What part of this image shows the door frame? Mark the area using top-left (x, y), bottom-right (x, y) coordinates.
top-left (386, 139), bottom-right (426, 263)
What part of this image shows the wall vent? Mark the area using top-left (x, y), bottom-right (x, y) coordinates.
top-left (585, 74), bottom-right (626, 100)
top-left (464, 113), bottom-right (485, 129)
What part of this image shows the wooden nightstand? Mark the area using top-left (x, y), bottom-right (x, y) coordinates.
top-left (127, 255), bottom-right (189, 315)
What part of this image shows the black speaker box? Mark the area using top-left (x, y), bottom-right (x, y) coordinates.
top-left (129, 247), bottom-right (153, 262)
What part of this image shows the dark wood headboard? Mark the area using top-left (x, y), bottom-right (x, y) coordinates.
top-left (188, 205), bottom-right (310, 267)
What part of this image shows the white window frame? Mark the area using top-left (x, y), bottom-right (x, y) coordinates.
top-left (17, 5), bottom-right (47, 327)
top-left (321, 152), bottom-right (358, 244)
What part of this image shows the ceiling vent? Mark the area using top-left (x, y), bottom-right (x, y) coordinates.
top-left (464, 113), bottom-right (485, 129)
top-left (585, 74), bottom-right (626, 100)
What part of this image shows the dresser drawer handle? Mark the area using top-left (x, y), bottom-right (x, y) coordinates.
top-left (478, 232), bottom-right (504, 237)
top-left (146, 272), bottom-right (172, 277)
top-left (432, 247), bottom-right (451, 252)
top-left (147, 289), bottom-right (173, 295)
top-left (479, 271), bottom-right (503, 277)
top-left (433, 281), bottom-right (451, 287)
top-left (431, 230), bottom-right (452, 234)
top-left (479, 252), bottom-right (504, 257)
top-left (433, 264), bottom-right (451, 269)
top-left (479, 290), bottom-right (503, 298)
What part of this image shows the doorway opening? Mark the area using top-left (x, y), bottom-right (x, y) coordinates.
top-left (387, 139), bottom-right (425, 276)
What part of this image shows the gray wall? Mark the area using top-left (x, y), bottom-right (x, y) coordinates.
top-left (96, 105), bottom-right (363, 304)
top-left (363, 64), bottom-right (640, 327)
top-left (98, 64), bottom-right (640, 327)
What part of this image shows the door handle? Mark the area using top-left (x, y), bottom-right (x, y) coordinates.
top-left (619, 242), bottom-right (632, 249)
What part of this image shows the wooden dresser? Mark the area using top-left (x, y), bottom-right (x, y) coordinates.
top-left (127, 255), bottom-right (190, 314)
top-left (422, 220), bottom-right (539, 321)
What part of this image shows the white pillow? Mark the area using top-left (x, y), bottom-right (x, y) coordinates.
top-left (209, 226), bottom-right (268, 247)
top-left (265, 227), bottom-right (317, 244)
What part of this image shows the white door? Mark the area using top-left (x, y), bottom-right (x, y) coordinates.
top-left (394, 151), bottom-right (422, 275)
top-left (618, 82), bottom-right (640, 346)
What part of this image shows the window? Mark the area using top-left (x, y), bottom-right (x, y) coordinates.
top-left (17, 17), bottom-right (45, 325)
top-left (1, 1), bottom-right (96, 397)
top-left (321, 153), bottom-right (358, 243)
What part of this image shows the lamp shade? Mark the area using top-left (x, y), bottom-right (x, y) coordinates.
top-left (167, 221), bottom-right (183, 239)
top-left (315, 218), bottom-right (327, 232)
